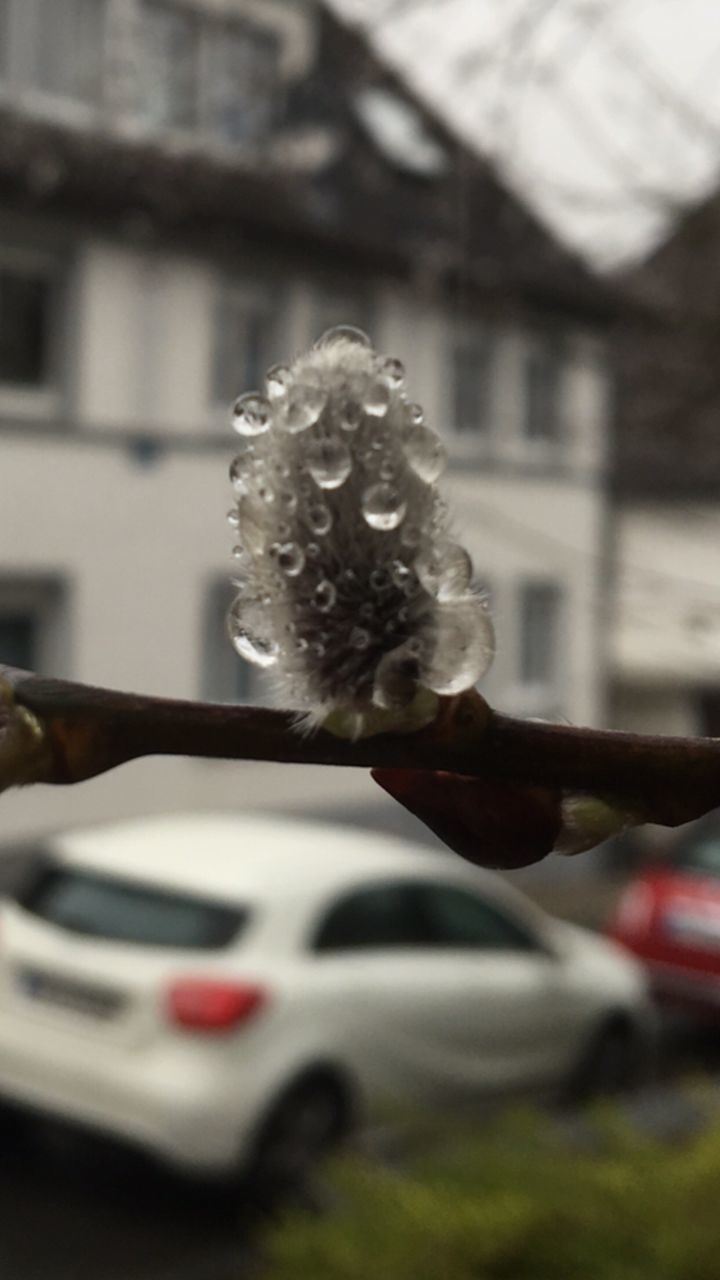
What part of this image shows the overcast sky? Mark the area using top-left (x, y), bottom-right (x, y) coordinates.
top-left (331, 0), bottom-right (720, 269)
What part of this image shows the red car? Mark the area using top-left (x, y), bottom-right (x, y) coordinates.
top-left (607, 823), bottom-right (720, 1018)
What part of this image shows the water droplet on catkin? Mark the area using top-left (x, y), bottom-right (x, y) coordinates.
top-left (232, 393), bottom-right (272, 437)
top-left (306, 437), bottom-right (352, 489)
top-left (362, 483), bottom-right (407, 531)
top-left (315, 325), bottom-right (372, 351)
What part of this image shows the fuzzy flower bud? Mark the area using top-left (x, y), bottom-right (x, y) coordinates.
top-left (225, 326), bottom-right (494, 736)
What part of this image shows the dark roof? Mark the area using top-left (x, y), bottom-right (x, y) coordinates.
top-left (0, 6), bottom-right (616, 321)
top-left (615, 189), bottom-right (720, 499)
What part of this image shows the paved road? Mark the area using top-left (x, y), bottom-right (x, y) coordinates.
top-left (0, 1119), bottom-right (260, 1280)
top-left (0, 1018), bottom-right (718, 1280)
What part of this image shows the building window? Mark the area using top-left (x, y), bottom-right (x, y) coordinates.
top-left (141, 2), bottom-right (199, 131)
top-left (524, 335), bottom-right (563, 442)
top-left (140, 3), bottom-right (280, 145)
top-left (519, 580), bottom-right (562, 689)
top-left (0, 578), bottom-right (68, 675)
top-left (213, 282), bottom-right (280, 408)
top-left (203, 579), bottom-right (258, 705)
top-left (205, 22), bottom-right (280, 146)
top-left (0, 257), bottom-right (59, 392)
top-left (28, 0), bottom-right (106, 105)
top-left (451, 331), bottom-right (492, 433)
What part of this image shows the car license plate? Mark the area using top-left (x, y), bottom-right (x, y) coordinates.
top-left (15, 967), bottom-right (125, 1020)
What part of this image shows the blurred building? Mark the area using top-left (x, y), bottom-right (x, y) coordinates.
top-left (612, 191), bottom-right (720, 738)
top-left (0, 0), bottom-right (615, 839)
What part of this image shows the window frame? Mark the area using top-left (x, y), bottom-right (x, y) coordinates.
top-left (514, 577), bottom-right (564, 716)
top-left (2, 0), bottom-right (109, 126)
top-left (138, 1), bottom-right (282, 151)
top-left (450, 324), bottom-right (494, 439)
top-left (0, 244), bottom-right (67, 417)
top-left (522, 331), bottom-right (565, 448)
top-left (211, 275), bottom-right (284, 420)
top-left (0, 576), bottom-right (70, 677)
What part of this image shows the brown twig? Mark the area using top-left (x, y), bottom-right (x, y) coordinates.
top-left (2, 665), bottom-right (720, 832)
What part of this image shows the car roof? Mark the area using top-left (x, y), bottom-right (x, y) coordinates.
top-left (43, 812), bottom-right (490, 906)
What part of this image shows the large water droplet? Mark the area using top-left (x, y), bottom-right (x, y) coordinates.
top-left (405, 403), bottom-right (425, 429)
top-left (232, 393), bottom-right (272, 437)
top-left (362, 483), bottom-right (407, 531)
top-left (415, 543), bottom-right (472, 601)
top-left (337, 398), bottom-right (364, 432)
top-left (236, 496), bottom-right (267, 554)
top-left (403, 425), bottom-right (447, 484)
top-left (370, 567), bottom-right (390, 592)
top-left (315, 325), bottom-right (372, 351)
top-left (227, 601), bottom-right (279, 669)
top-left (308, 501), bottom-right (332, 536)
top-left (271, 541), bottom-right (305, 578)
top-left (229, 449), bottom-right (255, 494)
top-left (307, 437), bottom-right (352, 489)
top-left (314, 579), bottom-right (337, 612)
top-left (266, 364), bottom-right (292, 401)
top-left (380, 356), bottom-right (405, 390)
top-left (422, 601), bottom-right (495, 696)
top-left (363, 380), bottom-right (391, 418)
top-left (373, 641), bottom-right (422, 709)
top-left (283, 383), bottom-right (326, 433)
top-left (226, 507), bottom-right (240, 528)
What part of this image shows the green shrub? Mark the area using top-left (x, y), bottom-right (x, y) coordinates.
top-left (264, 1104), bottom-right (720, 1280)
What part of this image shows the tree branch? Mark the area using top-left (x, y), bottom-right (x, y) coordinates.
top-left (2, 665), bottom-right (720, 833)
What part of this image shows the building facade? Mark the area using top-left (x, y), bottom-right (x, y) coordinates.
top-left (612, 188), bottom-right (720, 741)
top-left (0, 0), bottom-right (614, 840)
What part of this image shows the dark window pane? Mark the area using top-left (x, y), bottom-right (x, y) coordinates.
top-left (313, 883), bottom-right (427, 952)
top-left (214, 293), bottom-right (276, 405)
top-left (419, 884), bottom-right (538, 951)
top-left (525, 339), bottom-right (562, 440)
top-left (0, 270), bottom-right (52, 387)
top-left (520, 581), bottom-right (561, 686)
top-left (31, 0), bottom-right (105, 104)
top-left (207, 24), bottom-right (280, 144)
top-left (452, 337), bottom-right (491, 433)
top-left (142, 2), bottom-right (199, 130)
top-left (20, 866), bottom-right (247, 950)
top-left (0, 613), bottom-right (36, 669)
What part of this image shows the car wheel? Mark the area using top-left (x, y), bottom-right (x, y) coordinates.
top-left (567, 1018), bottom-right (640, 1102)
top-left (247, 1077), bottom-right (348, 1206)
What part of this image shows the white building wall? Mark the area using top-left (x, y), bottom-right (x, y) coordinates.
top-left (610, 502), bottom-right (720, 738)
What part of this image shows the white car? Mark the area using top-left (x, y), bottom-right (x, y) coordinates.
top-left (0, 813), bottom-right (653, 1188)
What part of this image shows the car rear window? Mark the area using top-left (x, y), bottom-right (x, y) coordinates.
top-left (16, 865), bottom-right (247, 950)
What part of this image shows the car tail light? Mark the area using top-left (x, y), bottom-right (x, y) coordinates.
top-left (166, 978), bottom-right (267, 1032)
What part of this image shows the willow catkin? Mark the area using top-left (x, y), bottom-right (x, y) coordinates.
top-left (226, 326), bottom-right (494, 737)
